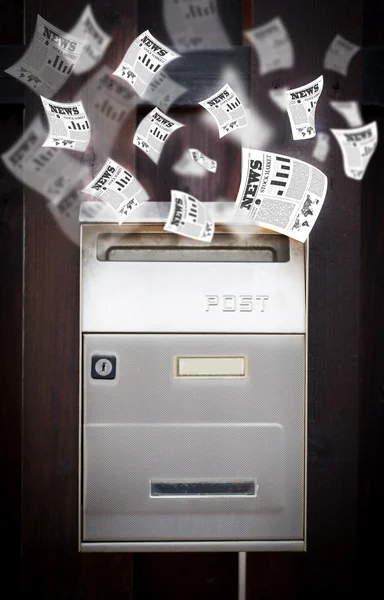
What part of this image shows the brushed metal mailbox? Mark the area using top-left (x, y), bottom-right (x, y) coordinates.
top-left (79, 202), bottom-right (307, 552)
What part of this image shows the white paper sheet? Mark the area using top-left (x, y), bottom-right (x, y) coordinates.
top-left (234, 148), bottom-right (328, 242)
top-left (331, 122), bottom-right (378, 180)
top-left (286, 75), bottom-right (323, 140)
top-left (164, 190), bottom-right (214, 241)
top-left (113, 30), bottom-right (180, 97)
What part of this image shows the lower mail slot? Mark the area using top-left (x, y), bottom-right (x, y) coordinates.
top-left (150, 481), bottom-right (257, 497)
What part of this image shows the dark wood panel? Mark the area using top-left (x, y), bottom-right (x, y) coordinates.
top-left (21, 2), bottom-right (138, 597)
top-left (358, 103), bottom-right (384, 590)
top-left (133, 553), bottom-right (238, 600)
top-left (247, 0), bottom-right (362, 596)
top-left (0, 106), bottom-right (23, 596)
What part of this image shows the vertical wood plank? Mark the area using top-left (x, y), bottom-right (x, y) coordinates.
top-left (246, 0), bottom-right (363, 596)
top-left (0, 1), bottom-right (24, 591)
top-left (21, 2), bottom-right (137, 597)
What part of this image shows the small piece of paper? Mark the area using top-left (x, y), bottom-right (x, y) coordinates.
top-left (113, 30), bottom-right (180, 97)
top-left (324, 34), bottom-right (360, 76)
top-left (245, 17), bottom-right (294, 75)
top-left (41, 96), bottom-right (91, 152)
top-left (81, 158), bottom-right (149, 222)
top-left (286, 75), bottom-right (323, 140)
top-left (329, 100), bottom-right (363, 128)
top-left (70, 5), bottom-right (111, 75)
top-left (269, 87), bottom-right (289, 111)
top-left (172, 149), bottom-right (208, 177)
top-left (312, 132), bottom-right (330, 162)
top-left (199, 83), bottom-right (247, 138)
top-left (331, 122), bottom-right (378, 180)
top-left (189, 148), bottom-right (217, 172)
top-left (133, 107), bottom-right (184, 164)
top-left (234, 148), bottom-right (328, 243)
top-left (164, 190), bottom-right (215, 242)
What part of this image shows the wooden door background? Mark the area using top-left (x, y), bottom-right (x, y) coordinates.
top-left (1, 0), bottom-right (383, 598)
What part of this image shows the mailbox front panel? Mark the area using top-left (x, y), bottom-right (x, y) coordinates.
top-left (82, 333), bottom-right (305, 546)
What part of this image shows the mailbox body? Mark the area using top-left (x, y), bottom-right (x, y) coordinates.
top-left (79, 202), bottom-right (307, 552)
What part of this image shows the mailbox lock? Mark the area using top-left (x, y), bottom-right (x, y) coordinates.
top-left (91, 355), bottom-right (116, 379)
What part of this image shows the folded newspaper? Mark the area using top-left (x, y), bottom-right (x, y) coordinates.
top-left (245, 17), bottom-right (294, 75)
top-left (113, 30), bottom-right (180, 97)
top-left (41, 96), bottom-right (91, 152)
top-left (331, 122), bottom-right (378, 180)
top-left (5, 14), bottom-right (83, 97)
top-left (133, 107), bottom-right (184, 164)
top-left (323, 34), bottom-right (360, 76)
top-left (164, 190), bottom-right (214, 242)
top-left (189, 148), bottom-right (217, 173)
top-left (286, 76), bottom-right (323, 140)
top-left (70, 4), bottom-right (111, 75)
top-left (199, 84), bottom-right (248, 138)
top-left (234, 148), bottom-right (328, 242)
top-left (81, 158), bottom-right (149, 222)
top-left (163, 0), bottom-right (231, 51)
top-left (1, 115), bottom-right (88, 204)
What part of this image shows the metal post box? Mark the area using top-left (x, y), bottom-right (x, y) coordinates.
top-left (79, 202), bottom-right (307, 552)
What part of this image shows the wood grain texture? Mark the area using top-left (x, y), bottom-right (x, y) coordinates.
top-left (133, 552), bottom-right (239, 600)
top-left (247, 0), bottom-right (363, 597)
top-left (0, 106), bottom-right (23, 597)
top-left (21, 1), bottom-right (137, 597)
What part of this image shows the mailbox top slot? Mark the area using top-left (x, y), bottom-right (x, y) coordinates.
top-left (96, 232), bottom-right (290, 263)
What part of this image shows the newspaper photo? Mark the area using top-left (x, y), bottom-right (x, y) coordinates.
top-left (324, 34), bottom-right (360, 76)
top-left (329, 100), bottom-right (363, 127)
top-left (164, 190), bottom-right (214, 242)
top-left (199, 84), bottom-right (247, 138)
top-left (163, 0), bottom-right (231, 51)
top-left (41, 96), bottom-right (91, 152)
top-left (245, 17), bottom-right (294, 75)
top-left (1, 115), bottom-right (88, 204)
top-left (133, 107), bottom-right (184, 164)
top-left (234, 148), bottom-right (328, 243)
top-left (113, 30), bottom-right (180, 97)
top-left (286, 75), bottom-right (323, 140)
top-left (70, 4), bottom-right (111, 75)
top-left (81, 158), bottom-right (149, 222)
top-left (331, 121), bottom-right (378, 180)
top-left (5, 14), bottom-right (83, 97)
top-left (312, 132), bottom-right (330, 162)
top-left (269, 86), bottom-right (288, 111)
top-left (189, 148), bottom-right (217, 172)
top-left (76, 66), bottom-right (136, 153)
top-left (143, 70), bottom-right (187, 113)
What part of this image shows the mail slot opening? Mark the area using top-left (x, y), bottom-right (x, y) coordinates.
top-left (96, 232), bottom-right (290, 262)
top-left (150, 481), bottom-right (257, 497)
